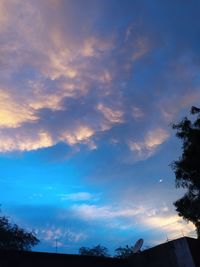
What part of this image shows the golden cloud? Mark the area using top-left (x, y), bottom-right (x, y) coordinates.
top-left (60, 126), bottom-right (94, 146)
top-left (81, 37), bottom-right (114, 57)
top-left (128, 128), bottom-right (169, 159)
top-left (142, 214), bottom-right (195, 239)
top-left (0, 131), bottom-right (53, 152)
top-left (0, 89), bottom-right (36, 128)
top-left (97, 103), bottom-right (124, 123)
top-left (145, 128), bottom-right (169, 149)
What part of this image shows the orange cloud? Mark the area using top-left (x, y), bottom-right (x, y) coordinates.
top-left (61, 126), bottom-right (94, 145)
top-left (0, 89), bottom-right (36, 128)
top-left (81, 37), bottom-right (114, 57)
top-left (0, 131), bottom-right (53, 152)
top-left (97, 103), bottom-right (124, 124)
top-left (142, 214), bottom-right (195, 240)
top-left (128, 128), bottom-right (169, 159)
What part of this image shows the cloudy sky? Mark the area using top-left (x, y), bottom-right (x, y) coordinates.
top-left (1, 0), bottom-right (200, 254)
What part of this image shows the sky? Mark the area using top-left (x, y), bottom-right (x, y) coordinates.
top-left (0, 0), bottom-right (200, 255)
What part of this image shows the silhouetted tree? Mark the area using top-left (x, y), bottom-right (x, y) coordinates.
top-left (171, 106), bottom-right (200, 237)
top-left (0, 215), bottom-right (39, 250)
top-left (114, 245), bottom-right (134, 258)
top-left (79, 244), bottom-right (110, 257)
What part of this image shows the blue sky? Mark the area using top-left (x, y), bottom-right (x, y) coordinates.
top-left (0, 0), bottom-right (200, 254)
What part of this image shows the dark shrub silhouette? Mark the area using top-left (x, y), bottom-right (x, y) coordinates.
top-left (0, 215), bottom-right (39, 250)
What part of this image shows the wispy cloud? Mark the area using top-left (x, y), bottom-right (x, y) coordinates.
top-left (128, 128), bottom-right (170, 160)
top-left (71, 204), bottom-right (145, 221)
top-left (0, 130), bottom-right (53, 152)
top-left (97, 104), bottom-right (124, 124)
top-left (70, 202), bottom-right (195, 239)
top-left (38, 225), bottom-right (87, 251)
top-left (59, 192), bottom-right (100, 202)
top-left (41, 226), bottom-right (86, 243)
top-left (141, 214), bottom-right (195, 240)
top-left (0, 89), bottom-right (36, 128)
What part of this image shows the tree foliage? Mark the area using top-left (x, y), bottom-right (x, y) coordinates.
top-left (0, 215), bottom-right (39, 251)
top-left (171, 106), bottom-right (200, 237)
top-left (79, 244), bottom-right (139, 258)
top-left (79, 244), bottom-right (110, 257)
top-left (114, 245), bottom-right (134, 258)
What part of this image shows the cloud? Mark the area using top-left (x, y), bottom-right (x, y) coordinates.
top-left (4, 201), bottom-right (196, 254)
top-left (97, 104), bottom-right (124, 124)
top-left (3, 204), bottom-right (89, 253)
top-left (0, 130), bottom-right (53, 152)
top-left (71, 204), bottom-right (145, 221)
top-left (41, 226), bottom-right (86, 243)
top-left (59, 192), bottom-right (98, 202)
top-left (158, 90), bottom-right (200, 123)
top-left (34, 225), bottom-right (88, 251)
top-left (0, 0), bottom-right (200, 163)
top-left (128, 128), bottom-right (170, 159)
top-left (71, 202), bottom-right (196, 241)
top-left (2, 1), bottom-right (200, 254)
top-left (0, 1), bottom-right (120, 152)
top-left (131, 36), bottom-right (150, 61)
top-left (0, 89), bottom-right (36, 128)
top-left (81, 36), bottom-right (114, 57)
top-left (145, 128), bottom-right (169, 149)
top-left (60, 126), bottom-right (95, 146)
top-left (141, 214), bottom-right (195, 240)
top-left (131, 106), bottom-right (145, 119)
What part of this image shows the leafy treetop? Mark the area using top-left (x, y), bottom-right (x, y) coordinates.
top-left (79, 244), bottom-right (110, 257)
top-left (0, 215), bottom-right (39, 251)
top-left (114, 245), bottom-right (135, 258)
top-left (171, 106), bottom-right (200, 237)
